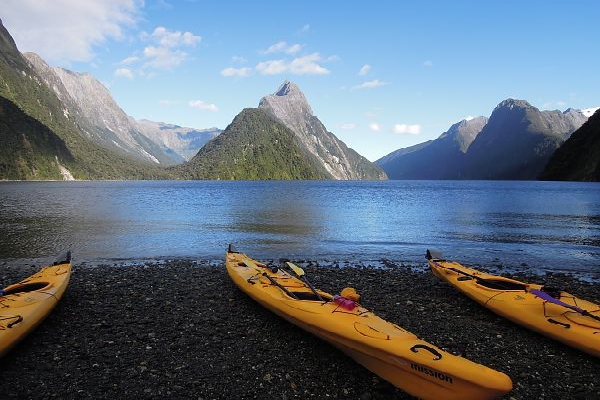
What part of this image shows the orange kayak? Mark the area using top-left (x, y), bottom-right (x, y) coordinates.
top-left (0, 252), bottom-right (72, 357)
top-left (427, 250), bottom-right (600, 358)
top-left (226, 245), bottom-right (512, 400)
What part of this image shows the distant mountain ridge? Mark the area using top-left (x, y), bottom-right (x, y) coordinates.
top-left (377, 117), bottom-right (487, 179)
top-left (377, 99), bottom-right (591, 180)
top-left (24, 52), bottom-right (213, 165)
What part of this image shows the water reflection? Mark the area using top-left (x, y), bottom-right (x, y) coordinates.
top-left (0, 180), bottom-right (599, 275)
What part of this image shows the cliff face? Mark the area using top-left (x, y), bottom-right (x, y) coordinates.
top-left (259, 81), bottom-right (387, 180)
top-left (540, 109), bottom-right (600, 181)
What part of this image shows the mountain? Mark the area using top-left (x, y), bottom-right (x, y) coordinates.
top-left (0, 18), bottom-right (172, 179)
top-left (461, 99), bottom-right (587, 180)
top-left (135, 120), bottom-right (221, 161)
top-left (258, 81), bottom-right (387, 180)
top-left (23, 52), bottom-right (185, 165)
top-left (376, 99), bottom-right (589, 180)
top-left (174, 108), bottom-right (332, 180)
top-left (376, 117), bottom-right (487, 179)
top-left (539, 109), bottom-right (600, 181)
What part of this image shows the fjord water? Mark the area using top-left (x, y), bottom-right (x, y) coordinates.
top-left (0, 180), bottom-right (598, 276)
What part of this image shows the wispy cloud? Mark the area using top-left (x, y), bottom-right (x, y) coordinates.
top-left (221, 67), bottom-right (253, 77)
top-left (113, 25), bottom-right (201, 78)
top-left (251, 53), bottom-right (330, 76)
top-left (299, 24), bottom-right (310, 33)
top-left (2, 0), bottom-right (141, 65)
top-left (423, 60), bottom-right (433, 67)
top-left (114, 68), bottom-right (134, 79)
top-left (393, 124), bottom-right (421, 135)
top-left (139, 26), bottom-right (201, 70)
top-left (189, 100), bottom-right (219, 112)
top-left (352, 79), bottom-right (387, 90)
top-left (262, 41), bottom-right (302, 55)
top-left (339, 123), bottom-right (357, 130)
top-left (358, 64), bottom-right (371, 76)
top-left (369, 123), bottom-right (382, 132)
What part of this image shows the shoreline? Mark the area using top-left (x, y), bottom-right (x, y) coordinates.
top-left (1, 260), bottom-right (599, 399)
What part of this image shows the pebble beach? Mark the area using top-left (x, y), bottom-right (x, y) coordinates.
top-left (1, 259), bottom-right (599, 399)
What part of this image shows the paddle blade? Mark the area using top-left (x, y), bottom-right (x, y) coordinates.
top-left (286, 262), bottom-right (305, 277)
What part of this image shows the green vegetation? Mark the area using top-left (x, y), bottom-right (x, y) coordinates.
top-left (540, 110), bottom-right (600, 181)
top-left (174, 108), bottom-right (332, 180)
top-left (0, 22), bottom-right (173, 180)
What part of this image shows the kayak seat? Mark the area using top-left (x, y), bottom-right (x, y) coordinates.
top-left (476, 279), bottom-right (526, 291)
top-left (289, 291), bottom-right (329, 302)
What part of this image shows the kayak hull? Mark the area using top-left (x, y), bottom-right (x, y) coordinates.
top-left (427, 252), bottom-right (600, 358)
top-left (226, 248), bottom-right (512, 400)
top-left (0, 253), bottom-right (72, 357)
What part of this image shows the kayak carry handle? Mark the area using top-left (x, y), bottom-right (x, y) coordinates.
top-left (410, 344), bottom-right (442, 360)
top-left (7, 315), bottom-right (24, 328)
top-left (547, 319), bottom-right (571, 329)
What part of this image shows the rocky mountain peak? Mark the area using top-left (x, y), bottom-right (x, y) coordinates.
top-left (439, 116), bottom-right (488, 153)
top-left (259, 80), bottom-right (313, 122)
top-left (258, 81), bottom-right (385, 180)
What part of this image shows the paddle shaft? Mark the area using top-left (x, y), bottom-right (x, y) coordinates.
top-left (530, 289), bottom-right (600, 322)
top-left (286, 262), bottom-right (324, 301)
top-left (262, 273), bottom-right (299, 300)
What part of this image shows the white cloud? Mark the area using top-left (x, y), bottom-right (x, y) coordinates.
top-left (231, 56), bottom-right (247, 64)
top-left (393, 124), bottom-right (421, 135)
top-left (369, 123), bottom-right (382, 132)
top-left (119, 56), bottom-right (139, 65)
top-left (189, 100), bottom-right (219, 112)
top-left (340, 123), bottom-right (357, 130)
top-left (143, 46), bottom-right (188, 69)
top-left (352, 79), bottom-right (387, 90)
top-left (289, 53), bottom-right (329, 75)
top-left (254, 53), bottom-right (329, 76)
top-left (423, 60), bottom-right (433, 67)
top-left (1, 0), bottom-right (141, 65)
top-left (147, 26), bottom-right (201, 48)
top-left (299, 24), bottom-right (310, 33)
top-left (220, 67), bottom-right (253, 77)
top-left (358, 64), bottom-right (371, 76)
top-left (263, 41), bottom-right (302, 55)
top-left (256, 60), bottom-right (288, 75)
top-left (138, 26), bottom-right (201, 70)
top-left (114, 68), bottom-right (134, 79)
top-left (159, 99), bottom-right (183, 106)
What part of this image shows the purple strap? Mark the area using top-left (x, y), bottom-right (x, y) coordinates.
top-left (530, 289), bottom-right (587, 314)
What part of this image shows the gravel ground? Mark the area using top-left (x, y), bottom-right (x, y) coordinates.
top-left (1, 259), bottom-right (599, 400)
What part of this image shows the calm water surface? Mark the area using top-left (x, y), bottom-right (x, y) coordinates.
top-left (1, 180), bottom-right (599, 276)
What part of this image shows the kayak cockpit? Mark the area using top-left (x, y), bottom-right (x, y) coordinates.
top-left (1, 282), bottom-right (50, 296)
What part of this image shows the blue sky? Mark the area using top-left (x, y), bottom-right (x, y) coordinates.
top-left (2, 0), bottom-right (599, 161)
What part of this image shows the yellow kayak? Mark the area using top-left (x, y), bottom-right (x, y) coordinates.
top-left (226, 245), bottom-right (512, 400)
top-left (0, 251), bottom-right (73, 357)
top-left (427, 250), bottom-right (600, 358)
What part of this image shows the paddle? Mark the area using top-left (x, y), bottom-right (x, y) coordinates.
top-left (530, 288), bottom-right (600, 322)
top-left (426, 251), bottom-right (527, 291)
top-left (243, 259), bottom-right (299, 300)
top-left (283, 260), bottom-right (324, 302)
